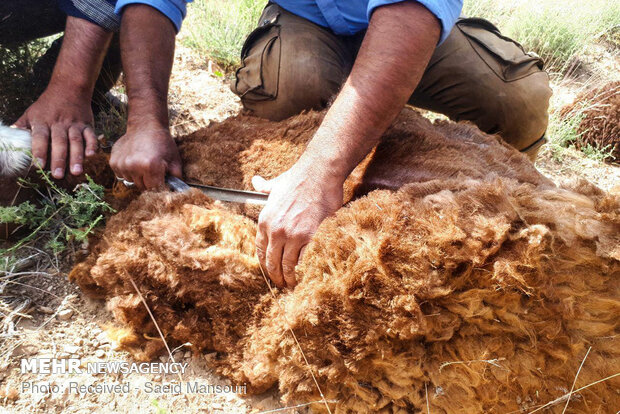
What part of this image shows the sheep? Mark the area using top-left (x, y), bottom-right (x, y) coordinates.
top-left (0, 122), bottom-right (32, 177)
top-left (69, 108), bottom-right (620, 413)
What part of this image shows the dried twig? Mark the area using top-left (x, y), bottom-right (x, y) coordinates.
top-left (525, 372), bottom-right (620, 414)
top-left (257, 262), bottom-right (334, 414)
top-left (561, 346), bottom-right (591, 414)
top-left (255, 399), bottom-right (339, 413)
top-left (439, 357), bottom-right (507, 372)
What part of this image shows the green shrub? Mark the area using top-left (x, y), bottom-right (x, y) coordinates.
top-left (182, 0), bottom-right (266, 69)
top-left (0, 39), bottom-right (52, 121)
top-left (0, 169), bottom-right (114, 256)
top-left (463, 0), bottom-right (620, 77)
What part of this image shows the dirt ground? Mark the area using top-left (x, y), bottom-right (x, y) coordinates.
top-left (0, 40), bottom-right (618, 413)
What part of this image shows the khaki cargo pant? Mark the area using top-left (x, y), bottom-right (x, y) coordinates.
top-left (231, 3), bottom-right (552, 160)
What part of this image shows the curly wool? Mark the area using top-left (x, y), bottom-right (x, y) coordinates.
top-left (562, 81), bottom-right (619, 163)
top-left (70, 109), bottom-right (620, 413)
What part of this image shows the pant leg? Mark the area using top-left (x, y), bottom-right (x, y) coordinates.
top-left (0, 0), bottom-right (66, 45)
top-left (410, 18), bottom-right (552, 160)
top-left (231, 3), bottom-right (356, 121)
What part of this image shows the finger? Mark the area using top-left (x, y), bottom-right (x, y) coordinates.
top-left (299, 245), bottom-right (308, 262)
top-left (128, 170), bottom-right (146, 192)
top-left (282, 241), bottom-right (303, 288)
top-left (256, 225), bottom-right (269, 277)
top-left (144, 161), bottom-right (166, 190)
top-left (68, 126), bottom-right (84, 176)
top-left (168, 159), bottom-right (183, 179)
top-left (13, 114), bottom-right (30, 129)
top-left (83, 127), bottom-right (98, 157)
top-left (50, 124), bottom-right (68, 179)
top-left (30, 124), bottom-right (49, 169)
top-left (252, 176), bottom-right (272, 194)
top-left (109, 152), bottom-right (123, 179)
top-left (265, 236), bottom-right (285, 288)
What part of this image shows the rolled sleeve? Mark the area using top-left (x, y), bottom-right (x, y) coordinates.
top-left (367, 0), bottom-right (463, 44)
top-left (59, 0), bottom-right (121, 32)
top-left (115, 0), bottom-right (192, 32)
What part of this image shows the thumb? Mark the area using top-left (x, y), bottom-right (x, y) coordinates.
top-left (252, 175), bottom-right (272, 194)
top-left (168, 159), bottom-right (183, 178)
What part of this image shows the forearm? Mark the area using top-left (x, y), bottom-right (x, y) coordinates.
top-left (47, 16), bottom-right (113, 100)
top-left (120, 5), bottom-right (176, 130)
top-left (299, 1), bottom-right (440, 180)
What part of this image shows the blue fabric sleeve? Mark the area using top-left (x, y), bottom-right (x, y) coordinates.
top-left (58, 0), bottom-right (121, 32)
top-left (115, 0), bottom-right (192, 32)
top-left (367, 0), bottom-right (463, 44)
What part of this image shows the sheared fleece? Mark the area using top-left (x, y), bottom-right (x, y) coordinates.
top-left (70, 108), bottom-right (620, 413)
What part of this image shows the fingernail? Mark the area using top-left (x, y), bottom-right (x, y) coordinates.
top-left (72, 164), bottom-right (83, 175)
top-left (86, 150), bottom-right (95, 156)
top-left (53, 168), bottom-right (63, 178)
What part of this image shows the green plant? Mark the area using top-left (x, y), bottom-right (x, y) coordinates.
top-left (544, 101), bottom-right (616, 163)
top-left (545, 111), bottom-right (585, 162)
top-left (462, 0), bottom-right (620, 77)
top-left (0, 39), bottom-right (54, 121)
top-left (151, 399), bottom-right (168, 414)
top-left (181, 0), bottom-right (265, 70)
top-left (579, 142), bottom-right (615, 162)
top-left (0, 168), bottom-right (114, 257)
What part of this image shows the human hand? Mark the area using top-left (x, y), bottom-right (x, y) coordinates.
top-left (109, 124), bottom-right (182, 191)
top-left (14, 86), bottom-right (98, 178)
top-left (253, 162), bottom-right (344, 288)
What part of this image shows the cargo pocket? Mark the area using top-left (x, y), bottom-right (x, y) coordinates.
top-left (457, 17), bottom-right (545, 82)
top-left (231, 9), bottom-right (281, 102)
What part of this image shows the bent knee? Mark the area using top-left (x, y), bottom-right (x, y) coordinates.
top-left (235, 50), bottom-right (345, 121)
top-left (461, 72), bottom-right (552, 155)
top-left (495, 74), bottom-right (552, 152)
top-left (231, 5), bottom-right (349, 121)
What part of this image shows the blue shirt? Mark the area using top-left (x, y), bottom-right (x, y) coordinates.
top-left (272, 0), bottom-right (462, 43)
top-left (60, 0), bottom-right (462, 44)
top-left (115, 0), bottom-right (192, 32)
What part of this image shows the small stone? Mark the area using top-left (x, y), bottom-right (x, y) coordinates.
top-left (95, 331), bottom-right (110, 345)
top-left (211, 403), bottom-right (223, 410)
top-left (184, 351), bottom-right (192, 359)
top-left (39, 306), bottom-right (54, 314)
top-left (256, 396), bottom-right (278, 409)
top-left (64, 294), bottom-right (78, 302)
top-left (56, 352), bottom-right (70, 359)
top-left (153, 375), bottom-right (162, 382)
top-left (57, 309), bottom-right (74, 321)
top-left (12, 344), bottom-right (38, 356)
top-left (0, 386), bottom-right (19, 401)
top-left (63, 345), bottom-right (80, 355)
top-left (74, 338), bottom-right (84, 346)
top-left (95, 349), bottom-right (105, 358)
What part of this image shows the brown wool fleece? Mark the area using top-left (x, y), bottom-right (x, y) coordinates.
top-left (562, 81), bottom-right (619, 163)
top-left (70, 108), bottom-right (620, 413)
